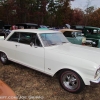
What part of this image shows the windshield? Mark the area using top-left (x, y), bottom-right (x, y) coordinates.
top-left (40, 32), bottom-right (68, 47)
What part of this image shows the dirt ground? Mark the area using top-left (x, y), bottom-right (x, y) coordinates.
top-left (0, 62), bottom-right (100, 100)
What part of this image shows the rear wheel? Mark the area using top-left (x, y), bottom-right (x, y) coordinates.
top-left (0, 52), bottom-right (9, 64)
top-left (59, 70), bottom-right (85, 93)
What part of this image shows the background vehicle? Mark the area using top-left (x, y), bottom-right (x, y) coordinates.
top-left (0, 20), bottom-right (6, 38)
top-left (16, 23), bottom-right (39, 29)
top-left (59, 29), bottom-right (86, 45)
top-left (3, 25), bottom-right (11, 37)
top-left (0, 21), bottom-right (11, 38)
top-left (71, 25), bottom-right (100, 47)
top-left (83, 26), bottom-right (100, 47)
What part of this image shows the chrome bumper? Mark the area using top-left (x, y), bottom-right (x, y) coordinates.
top-left (90, 77), bottom-right (100, 84)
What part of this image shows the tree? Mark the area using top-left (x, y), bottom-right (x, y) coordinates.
top-left (87, 8), bottom-right (100, 27)
top-left (0, 0), bottom-right (75, 26)
top-left (47, 0), bottom-right (74, 27)
top-left (84, 0), bottom-right (93, 25)
top-left (71, 8), bottom-right (84, 25)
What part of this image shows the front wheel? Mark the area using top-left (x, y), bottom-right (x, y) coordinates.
top-left (0, 52), bottom-right (9, 64)
top-left (59, 70), bottom-right (85, 93)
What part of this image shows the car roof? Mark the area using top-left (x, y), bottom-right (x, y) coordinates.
top-left (12, 29), bottom-right (59, 34)
top-left (84, 26), bottom-right (100, 29)
top-left (59, 28), bottom-right (82, 33)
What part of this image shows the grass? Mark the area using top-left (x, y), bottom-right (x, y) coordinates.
top-left (0, 62), bottom-right (100, 100)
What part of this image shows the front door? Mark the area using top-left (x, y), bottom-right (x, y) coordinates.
top-left (7, 32), bottom-right (45, 72)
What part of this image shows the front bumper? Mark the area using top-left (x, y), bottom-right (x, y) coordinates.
top-left (90, 77), bottom-right (100, 84)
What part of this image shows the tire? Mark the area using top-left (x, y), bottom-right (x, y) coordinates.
top-left (59, 70), bottom-right (85, 93)
top-left (0, 52), bottom-right (9, 64)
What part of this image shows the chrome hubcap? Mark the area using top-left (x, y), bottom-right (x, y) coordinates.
top-left (62, 73), bottom-right (78, 90)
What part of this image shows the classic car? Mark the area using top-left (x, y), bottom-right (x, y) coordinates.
top-left (15, 23), bottom-right (49, 30)
top-left (0, 80), bottom-right (17, 100)
top-left (71, 25), bottom-right (100, 47)
top-left (0, 29), bottom-right (10, 39)
top-left (16, 23), bottom-right (39, 29)
top-left (0, 21), bottom-right (11, 38)
top-left (0, 29), bottom-right (100, 93)
top-left (59, 29), bottom-right (86, 45)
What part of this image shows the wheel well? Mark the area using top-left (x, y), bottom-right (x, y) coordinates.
top-left (0, 51), bottom-right (3, 54)
top-left (0, 51), bottom-right (8, 58)
top-left (54, 68), bottom-right (67, 77)
top-left (55, 68), bottom-right (77, 76)
top-left (54, 68), bottom-right (85, 84)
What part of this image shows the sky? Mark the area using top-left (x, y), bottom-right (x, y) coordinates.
top-left (71, 0), bottom-right (100, 10)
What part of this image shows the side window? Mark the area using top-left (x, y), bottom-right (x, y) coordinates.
top-left (19, 32), bottom-right (42, 47)
top-left (19, 32), bottom-right (32, 44)
top-left (8, 32), bottom-right (19, 42)
top-left (86, 29), bottom-right (97, 35)
top-left (63, 31), bottom-right (72, 37)
top-left (30, 34), bottom-right (42, 47)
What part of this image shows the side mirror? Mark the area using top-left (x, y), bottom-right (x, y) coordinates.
top-left (30, 42), bottom-right (38, 48)
top-left (30, 42), bottom-right (34, 47)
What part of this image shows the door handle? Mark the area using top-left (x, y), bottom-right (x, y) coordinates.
top-left (15, 45), bottom-right (20, 47)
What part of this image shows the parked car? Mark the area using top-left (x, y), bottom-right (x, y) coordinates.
top-left (0, 23), bottom-right (11, 38)
top-left (0, 80), bottom-right (17, 100)
top-left (0, 20), bottom-right (5, 38)
top-left (0, 29), bottom-right (100, 93)
top-left (0, 29), bottom-right (6, 39)
top-left (16, 23), bottom-right (49, 30)
top-left (83, 26), bottom-right (100, 47)
top-left (39, 25), bottom-right (48, 28)
top-left (59, 29), bottom-right (86, 45)
top-left (71, 25), bottom-right (100, 47)
top-left (3, 25), bottom-right (11, 37)
top-left (0, 30), bottom-right (10, 39)
top-left (16, 23), bottom-right (39, 29)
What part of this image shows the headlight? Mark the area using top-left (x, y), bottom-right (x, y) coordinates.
top-left (94, 66), bottom-right (100, 78)
top-left (92, 41), bottom-right (96, 44)
top-left (82, 37), bottom-right (86, 43)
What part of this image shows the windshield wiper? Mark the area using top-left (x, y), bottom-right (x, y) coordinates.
top-left (62, 42), bottom-right (67, 43)
top-left (51, 43), bottom-right (57, 45)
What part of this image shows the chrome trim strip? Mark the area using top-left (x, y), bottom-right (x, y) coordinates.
top-left (90, 77), bottom-right (100, 84)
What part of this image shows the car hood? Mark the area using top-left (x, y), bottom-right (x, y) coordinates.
top-left (48, 43), bottom-right (100, 64)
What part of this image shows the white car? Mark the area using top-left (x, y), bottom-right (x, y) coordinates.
top-left (0, 29), bottom-right (100, 93)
